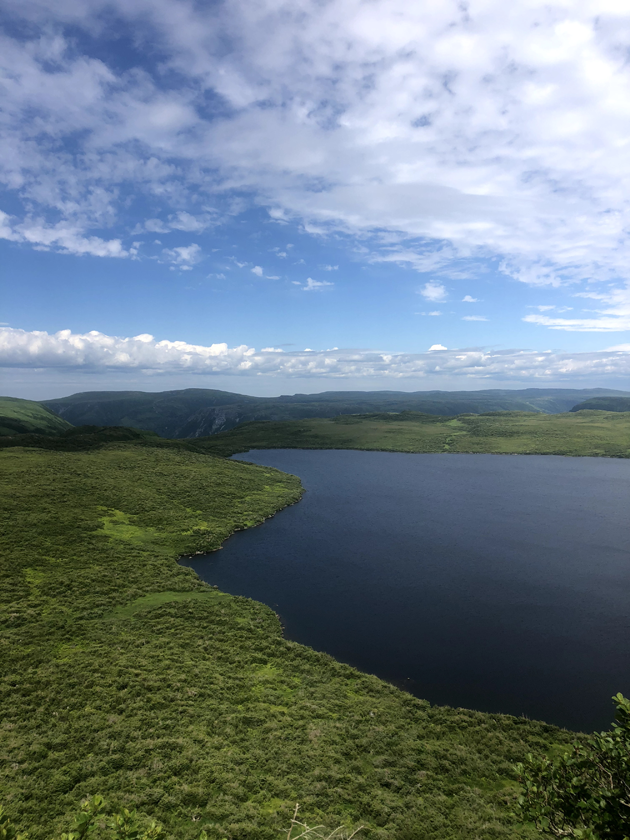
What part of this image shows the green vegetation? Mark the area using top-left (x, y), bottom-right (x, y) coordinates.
top-left (0, 397), bottom-right (73, 436)
top-left (516, 694), bottom-right (630, 839)
top-left (0, 425), bottom-right (172, 452)
top-left (1, 441), bottom-right (573, 840)
top-left (41, 387), bottom-right (630, 438)
top-left (0, 796), bottom-right (361, 840)
top-left (199, 409), bottom-right (630, 459)
top-left (570, 397), bottom-right (630, 413)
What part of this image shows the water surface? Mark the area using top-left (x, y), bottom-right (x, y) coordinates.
top-left (183, 451), bottom-right (630, 731)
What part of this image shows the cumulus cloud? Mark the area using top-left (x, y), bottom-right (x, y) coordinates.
top-left (251, 265), bottom-right (264, 276)
top-left (162, 243), bottom-right (203, 267)
top-left (419, 282), bottom-right (448, 302)
top-left (462, 295), bottom-right (478, 303)
top-left (0, 212), bottom-right (127, 257)
top-left (1, 327), bottom-right (628, 383)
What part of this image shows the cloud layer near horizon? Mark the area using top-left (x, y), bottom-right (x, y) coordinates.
top-left (2, 327), bottom-right (629, 383)
top-left (2, 0), bottom-right (630, 332)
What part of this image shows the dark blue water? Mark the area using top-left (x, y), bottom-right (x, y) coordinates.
top-left (183, 451), bottom-right (630, 732)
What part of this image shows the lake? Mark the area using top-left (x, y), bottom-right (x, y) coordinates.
top-left (182, 450), bottom-right (630, 732)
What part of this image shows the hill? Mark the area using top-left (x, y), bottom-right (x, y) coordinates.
top-left (41, 386), bottom-right (630, 438)
top-left (570, 397), bottom-right (630, 412)
top-left (0, 396), bottom-right (73, 436)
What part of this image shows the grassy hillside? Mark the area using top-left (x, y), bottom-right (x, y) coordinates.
top-left (0, 441), bottom-right (570, 840)
top-left (0, 396), bottom-right (73, 436)
top-left (41, 387), bottom-right (630, 438)
top-left (570, 397), bottom-right (630, 413)
top-left (199, 409), bottom-right (630, 459)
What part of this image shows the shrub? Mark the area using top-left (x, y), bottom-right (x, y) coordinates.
top-left (516, 694), bottom-right (630, 839)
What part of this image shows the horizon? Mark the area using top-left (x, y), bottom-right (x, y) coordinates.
top-left (1, 0), bottom-right (630, 398)
top-left (6, 383), bottom-right (630, 405)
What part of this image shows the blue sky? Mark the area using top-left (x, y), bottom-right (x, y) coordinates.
top-left (1, 0), bottom-right (629, 399)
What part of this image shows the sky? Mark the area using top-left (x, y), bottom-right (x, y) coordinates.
top-left (1, 0), bottom-right (630, 399)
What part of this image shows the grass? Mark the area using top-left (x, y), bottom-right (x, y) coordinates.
top-left (0, 441), bottom-right (573, 840)
top-left (199, 409), bottom-right (630, 459)
top-left (0, 396), bottom-right (73, 436)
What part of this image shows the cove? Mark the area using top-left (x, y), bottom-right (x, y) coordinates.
top-left (182, 450), bottom-right (630, 732)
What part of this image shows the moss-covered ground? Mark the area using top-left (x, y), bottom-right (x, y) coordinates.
top-left (0, 441), bottom-right (573, 839)
top-left (201, 409), bottom-right (630, 459)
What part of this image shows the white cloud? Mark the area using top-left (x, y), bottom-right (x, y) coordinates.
top-left (162, 243), bottom-right (203, 266)
top-left (169, 211), bottom-right (216, 233)
top-left (419, 282), bottom-right (447, 302)
top-left (462, 295), bottom-right (478, 303)
top-left (136, 213), bottom-right (216, 235)
top-left (0, 211), bottom-right (127, 257)
top-left (428, 344), bottom-right (447, 351)
top-left (321, 265), bottom-right (339, 271)
top-left (524, 285), bottom-right (630, 331)
top-left (304, 277), bottom-right (333, 291)
top-left (2, 0), bottom-right (630, 330)
top-left (251, 265), bottom-right (264, 276)
top-left (139, 219), bottom-right (170, 234)
top-left (463, 315), bottom-right (488, 321)
top-left (2, 327), bottom-right (628, 383)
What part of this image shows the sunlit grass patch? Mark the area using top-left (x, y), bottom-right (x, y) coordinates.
top-left (107, 590), bottom-right (230, 621)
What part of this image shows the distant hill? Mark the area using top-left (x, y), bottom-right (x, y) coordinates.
top-left (570, 397), bottom-right (630, 413)
top-left (42, 387), bottom-right (630, 438)
top-left (0, 396), bottom-right (74, 436)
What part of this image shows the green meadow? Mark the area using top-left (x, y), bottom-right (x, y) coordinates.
top-left (1, 439), bottom-right (574, 840)
top-left (201, 409), bottom-right (630, 459)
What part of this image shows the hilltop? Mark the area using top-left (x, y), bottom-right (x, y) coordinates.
top-left (0, 396), bottom-right (73, 436)
top-left (40, 386), bottom-right (630, 438)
